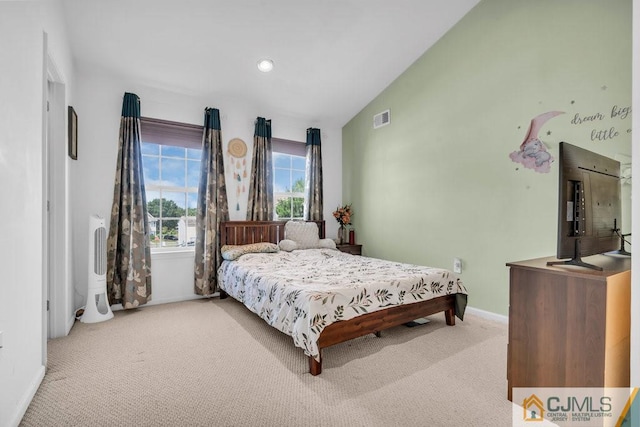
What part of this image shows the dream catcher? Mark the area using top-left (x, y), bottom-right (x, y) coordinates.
top-left (227, 138), bottom-right (248, 211)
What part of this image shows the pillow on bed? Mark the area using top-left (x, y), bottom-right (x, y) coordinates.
top-left (278, 239), bottom-right (298, 252)
top-left (318, 238), bottom-right (336, 249)
top-left (279, 238), bottom-right (336, 251)
top-left (284, 221), bottom-right (320, 250)
top-left (220, 242), bottom-right (279, 261)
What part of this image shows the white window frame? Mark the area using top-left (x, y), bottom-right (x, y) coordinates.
top-left (140, 117), bottom-right (203, 252)
top-left (272, 138), bottom-right (306, 221)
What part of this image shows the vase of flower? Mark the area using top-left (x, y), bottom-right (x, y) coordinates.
top-left (338, 225), bottom-right (346, 244)
top-left (333, 204), bottom-right (353, 244)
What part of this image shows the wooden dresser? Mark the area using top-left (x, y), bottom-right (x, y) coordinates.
top-left (506, 255), bottom-right (631, 400)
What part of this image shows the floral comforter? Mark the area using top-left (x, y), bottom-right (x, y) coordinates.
top-left (217, 249), bottom-right (468, 361)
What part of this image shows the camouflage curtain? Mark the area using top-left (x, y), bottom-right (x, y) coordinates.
top-left (246, 117), bottom-right (274, 220)
top-left (304, 128), bottom-right (323, 221)
top-left (106, 92), bottom-right (152, 308)
top-left (194, 108), bottom-right (229, 296)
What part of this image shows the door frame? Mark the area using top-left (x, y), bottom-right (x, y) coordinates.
top-left (44, 37), bottom-right (72, 347)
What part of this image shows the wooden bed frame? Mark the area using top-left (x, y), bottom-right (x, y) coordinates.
top-left (219, 220), bottom-right (457, 375)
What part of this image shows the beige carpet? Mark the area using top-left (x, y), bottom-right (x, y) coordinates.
top-left (21, 298), bottom-right (512, 426)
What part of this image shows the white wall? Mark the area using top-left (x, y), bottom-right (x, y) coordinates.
top-left (71, 66), bottom-right (342, 309)
top-left (0, 1), bottom-right (74, 426)
top-left (46, 0), bottom-right (76, 339)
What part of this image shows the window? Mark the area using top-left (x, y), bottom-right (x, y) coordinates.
top-left (140, 118), bottom-right (202, 250)
top-left (272, 138), bottom-right (306, 220)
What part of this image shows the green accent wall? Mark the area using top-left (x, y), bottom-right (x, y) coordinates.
top-left (342, 0), bottom-right (632, 316)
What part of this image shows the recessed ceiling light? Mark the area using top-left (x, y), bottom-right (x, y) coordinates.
top-left (257, 59), bottom-right (274, 72)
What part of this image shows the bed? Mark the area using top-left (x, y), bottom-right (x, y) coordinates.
top-left (217, 220), bottom-right (468, 375)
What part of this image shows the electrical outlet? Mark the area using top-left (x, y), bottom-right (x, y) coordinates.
top-left (453, 258), bottom-right (462, 274)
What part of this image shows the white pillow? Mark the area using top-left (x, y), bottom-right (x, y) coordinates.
top-left (279, 237), bottom-right (335, 251)
top-left (220, 242), bottom-right (279, 261)
top-left (278, 239), bottom-right (298, 252)
top-left (284, 221), bottom-right (320, 250)
top-left (318, 238), bottom-right (336, 249)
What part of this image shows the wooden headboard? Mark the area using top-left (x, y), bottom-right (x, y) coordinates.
top-left (220, 221), bottom-right (325, 245)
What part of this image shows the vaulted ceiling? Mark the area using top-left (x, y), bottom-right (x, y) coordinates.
top-left (61, 0), bottom-right (479, 127)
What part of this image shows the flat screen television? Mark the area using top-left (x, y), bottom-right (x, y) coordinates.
top-left (547, 142), bottom-right (622, 270)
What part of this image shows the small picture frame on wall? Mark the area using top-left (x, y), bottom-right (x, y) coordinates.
top-left (68, 106), bottom-right (77, 160)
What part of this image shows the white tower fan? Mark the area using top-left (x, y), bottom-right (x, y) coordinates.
top-left (81, 215), bottom-right (114, 323)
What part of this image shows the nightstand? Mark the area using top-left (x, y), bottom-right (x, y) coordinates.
top-left (336, 244), bottom-right (362, 256)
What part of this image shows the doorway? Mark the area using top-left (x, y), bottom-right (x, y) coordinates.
top-left (45, 50), bottom-right (71, 344)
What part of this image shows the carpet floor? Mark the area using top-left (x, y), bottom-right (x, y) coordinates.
top-left (21, 298), bottom-right (512, 426)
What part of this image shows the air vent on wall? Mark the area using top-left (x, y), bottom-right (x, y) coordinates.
top-left (373, 109), bottom-right (390, 129)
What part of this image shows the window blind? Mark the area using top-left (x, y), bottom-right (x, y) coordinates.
top-left (140, 117), bottom-right (203, 149)
top-left (272, 137), bottom-right (305, 157)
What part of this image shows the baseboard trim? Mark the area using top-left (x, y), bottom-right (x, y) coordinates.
top-left (110, 293), bottom-right (217, 312)
top-left (65, 314), bottom-right (75, 335)
top-left (465, 306), bottom-right (508, 324)
top-left (9, 365), bottom-right (45, 427)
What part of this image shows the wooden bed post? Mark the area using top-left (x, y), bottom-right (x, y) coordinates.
top-left (309, 353), bottom-right (322, 376)
top-left (445, 307), bottom-right (455, 326)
